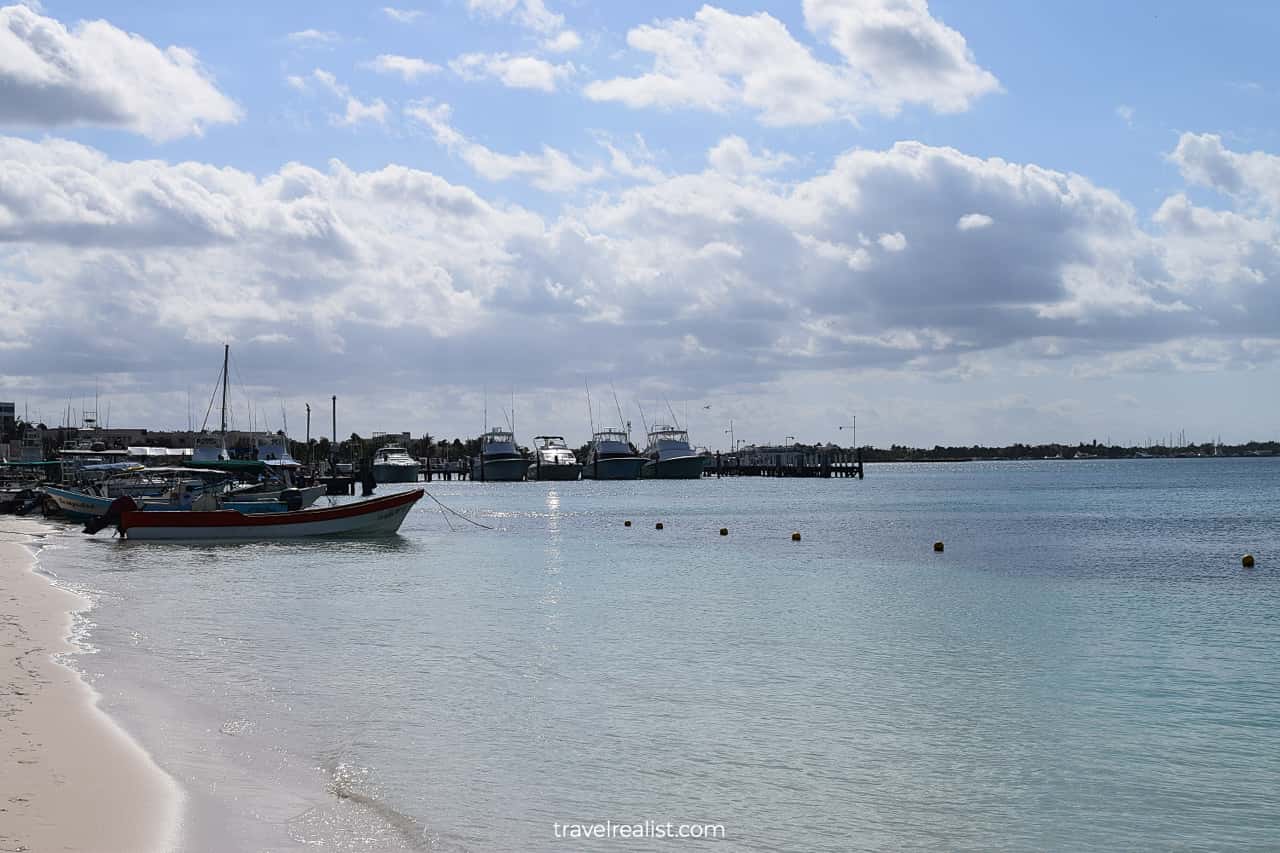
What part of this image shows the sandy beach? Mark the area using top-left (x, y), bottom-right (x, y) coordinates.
top-left (0, 518), bottom-right (181, 853)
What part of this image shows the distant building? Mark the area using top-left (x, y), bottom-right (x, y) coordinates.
top-left (0, 401), bottom-right (14, 437)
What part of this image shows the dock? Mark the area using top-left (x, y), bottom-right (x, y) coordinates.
top-left (706, 449), bottom-right (864, 479)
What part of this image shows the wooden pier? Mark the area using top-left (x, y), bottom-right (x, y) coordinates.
top-left (706, 449), bottom-right (864, 479)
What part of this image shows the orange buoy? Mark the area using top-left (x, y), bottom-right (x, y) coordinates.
top-left (791, 531), bottom-right (801, 541)
top-left (624, 520), bottom-right (631, 527)
top-left (720, 528), bottom-right (728, 536)
top-left (933, 541), bottom-right (944, 552)
top-left (1243, 554), bottom-right (1255, 568)
top-left (655, 522), bottom-right (664, 530)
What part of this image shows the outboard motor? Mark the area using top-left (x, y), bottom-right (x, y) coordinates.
top-left (84, 495), bottom-right (138, 535)
top-left (280, 488), bottom-right (304, 512)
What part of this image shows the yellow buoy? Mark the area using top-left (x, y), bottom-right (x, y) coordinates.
top-left (791, 531), bottom-right (801, 541)
top-left (655, 522), bottom-right (664, 530)
top-left (934, 541), bottom-right (944, 552)
top-left (624, 520), bottom-right (631, 527)
top-left (1243, 554), bottom-right (1256, 568)
top-left (720, 528), bottom-right (728, 536)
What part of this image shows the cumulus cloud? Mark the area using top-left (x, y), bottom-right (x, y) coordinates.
top-left (584, 0), bottom-right (998, 126)
top-left (449, 52), bottom-right (573, 92)
top-left (406, 101), bottom-right (605, 191)
top-left (543, 30), bottom-right (582, 53)
top-left (0, 4), bottom-right (240, 141)
top-left (2, 132), bottom-right (1278, 439)
top-left (707, 136), bottom-right (794, 177)
top-left (1169, 132), bottom-right (1280, 211)
top-left (957, 212), bottom-right (993, 230)
top-left (364, 54), bottom-right (441, 81)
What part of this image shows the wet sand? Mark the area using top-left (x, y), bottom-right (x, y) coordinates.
top-left (0, 518), bottom-right (182, 852)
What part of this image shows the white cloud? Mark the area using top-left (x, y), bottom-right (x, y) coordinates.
top-left (707, 136), bottom-right (794, 177)
top-left (1116, 104), bottom-right (1134, 125)
top-left (1169, 132), bottom-right (1280, 212)
top-left (294, 69), bottom-right (388, 127)
top-left (584, 1), bottom-right (998, 126)
top-left (466, 0), bottom-right (563, 34)
top-left (543, 30), bottom-right (582, 53)
top-left (2, 132), bottom-right (1278, 441)
top-left (0, 4), bottom-right (240, 141)
top-left (287, 29), bottom-right (340, 45)
top-left (382, 7), bottom-right (423, 24)
top-left (335, 96), bottom-right (389, 127)
top-left (877, 231), bottom-right (907, 252)
top-left (364, 54), bottom-right (441, 81)
top-left (450, 52), bottom-right (572, 92)
top-left (406, 101), bottom-right (605, 191)
top-left (957, 212), bottom-right (993, 230)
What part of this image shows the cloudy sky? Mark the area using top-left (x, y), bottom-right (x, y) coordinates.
top-left (2, 0), bottom-right (1279, 448)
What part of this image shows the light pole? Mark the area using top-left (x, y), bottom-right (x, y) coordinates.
top-left (725, 419), bottom-right (734, 453)
top-left (838, 414), bottom-right (856, 449)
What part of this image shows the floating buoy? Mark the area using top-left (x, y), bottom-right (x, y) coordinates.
top-left (720, 528), bottom-right (728, 536)
top-left (934, 541), bottom-right (944, 552)
top-left (791, 531), bottom-right (801, 541)
top-left (1243, 554), bottom-right (1255, 568)
top-left (655, 522), bottom-right (664, 530)
top-left (624, 520), bottom-right (631, 527)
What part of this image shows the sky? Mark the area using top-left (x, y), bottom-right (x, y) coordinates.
top-left (2, 0), bottom-right (1280, 449)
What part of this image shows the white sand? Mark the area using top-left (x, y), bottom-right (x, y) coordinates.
top-left (0, 518), bottom-right (182, 852)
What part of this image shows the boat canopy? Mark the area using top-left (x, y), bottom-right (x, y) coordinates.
top-left (82, 462), bottom-right (147, 472)
top-left (186, 460), bottom-right (272, 474)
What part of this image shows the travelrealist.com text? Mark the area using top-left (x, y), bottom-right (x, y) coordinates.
top-left (553, 820), bottom-right (726, 841)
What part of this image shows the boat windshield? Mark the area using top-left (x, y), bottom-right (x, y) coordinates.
top-left (535, 436), bottom-right (568, 448)
top-left (483, 431), bottom-right (515, 445)
top-left (594, 430), bottom-right (629, 443)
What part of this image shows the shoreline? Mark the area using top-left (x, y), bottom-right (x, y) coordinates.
top-left (0, 519), bottom-right (183, 853)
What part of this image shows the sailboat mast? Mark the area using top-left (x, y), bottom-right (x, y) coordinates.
top-left (220, 343), bottom-right (229, 435)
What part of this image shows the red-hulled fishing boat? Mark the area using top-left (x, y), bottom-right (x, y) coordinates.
top-left (87, 489), bottom-right (424, 540)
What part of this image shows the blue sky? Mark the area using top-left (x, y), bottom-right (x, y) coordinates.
top-left (3, 1), bottom-right (1280, 447)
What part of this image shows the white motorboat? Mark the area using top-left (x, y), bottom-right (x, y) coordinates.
top-left (527, 436), bottom-right (581, 481)
top-left (372, 444), bottom-right (419, 483)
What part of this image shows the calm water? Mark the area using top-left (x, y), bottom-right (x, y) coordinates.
top-left (38, 459), bottom-right (1280, 851)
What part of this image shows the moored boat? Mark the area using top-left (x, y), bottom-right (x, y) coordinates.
top-left (581, 429), bottom-right (645, 480)
top-left (372, 444), bottom-right (419, 483)
top-left (87, 489), bottom-right (424, 540)
top-left (640, 425), bottom-right (704, 479)
top-left (471, 429), bottom-right (526, 482)
top-left (527, 436), bottom-right (581, 481)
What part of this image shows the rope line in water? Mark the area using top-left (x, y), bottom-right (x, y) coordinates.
top-left (423, 490), bottom-right (493, 530)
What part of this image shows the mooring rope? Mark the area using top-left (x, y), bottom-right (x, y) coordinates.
top-left (423, 490), bottom-right (494, 530)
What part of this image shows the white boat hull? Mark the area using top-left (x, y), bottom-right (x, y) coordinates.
top-left (118, 490), bottom-right (422, 540)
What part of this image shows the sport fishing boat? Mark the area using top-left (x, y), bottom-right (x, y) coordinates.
top-left (581, 429), bottom-right (645, 480)
top-left (526, 436), bottom-right (581, 481)
top-left (471, 429), bottom-right (526, 482)
top-left (84, 489), bottom-right (424, 540)
top-left (371, 444), bottom-right (419, 483)
top-left (640, 425), bottom-right (705, 479)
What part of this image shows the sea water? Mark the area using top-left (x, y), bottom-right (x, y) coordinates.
top-left (37, 458), bottom-right (1280, 851)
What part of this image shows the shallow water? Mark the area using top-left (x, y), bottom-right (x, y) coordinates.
top-left (40, 458), bottom-right (1280, 851)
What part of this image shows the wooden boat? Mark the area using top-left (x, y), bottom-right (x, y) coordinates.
top-left (88, 489), bottom-right (424, 540)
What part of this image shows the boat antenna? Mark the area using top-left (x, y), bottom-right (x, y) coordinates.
top-left (585, 381), bottom-right (596, 437)
top-left (665, 397), bottom-right (680, 429)
top-left (483, 385), bottom-right (488, 433)
top-left (610, 382), bottom-right (627, 436)
top-left (637, 401), bottom-right (650, 437)
top-left (220, 343), bottom-right (229, 436)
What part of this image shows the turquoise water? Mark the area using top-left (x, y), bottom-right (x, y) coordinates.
top-left (39, 459), bottom-right (1280, 851)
